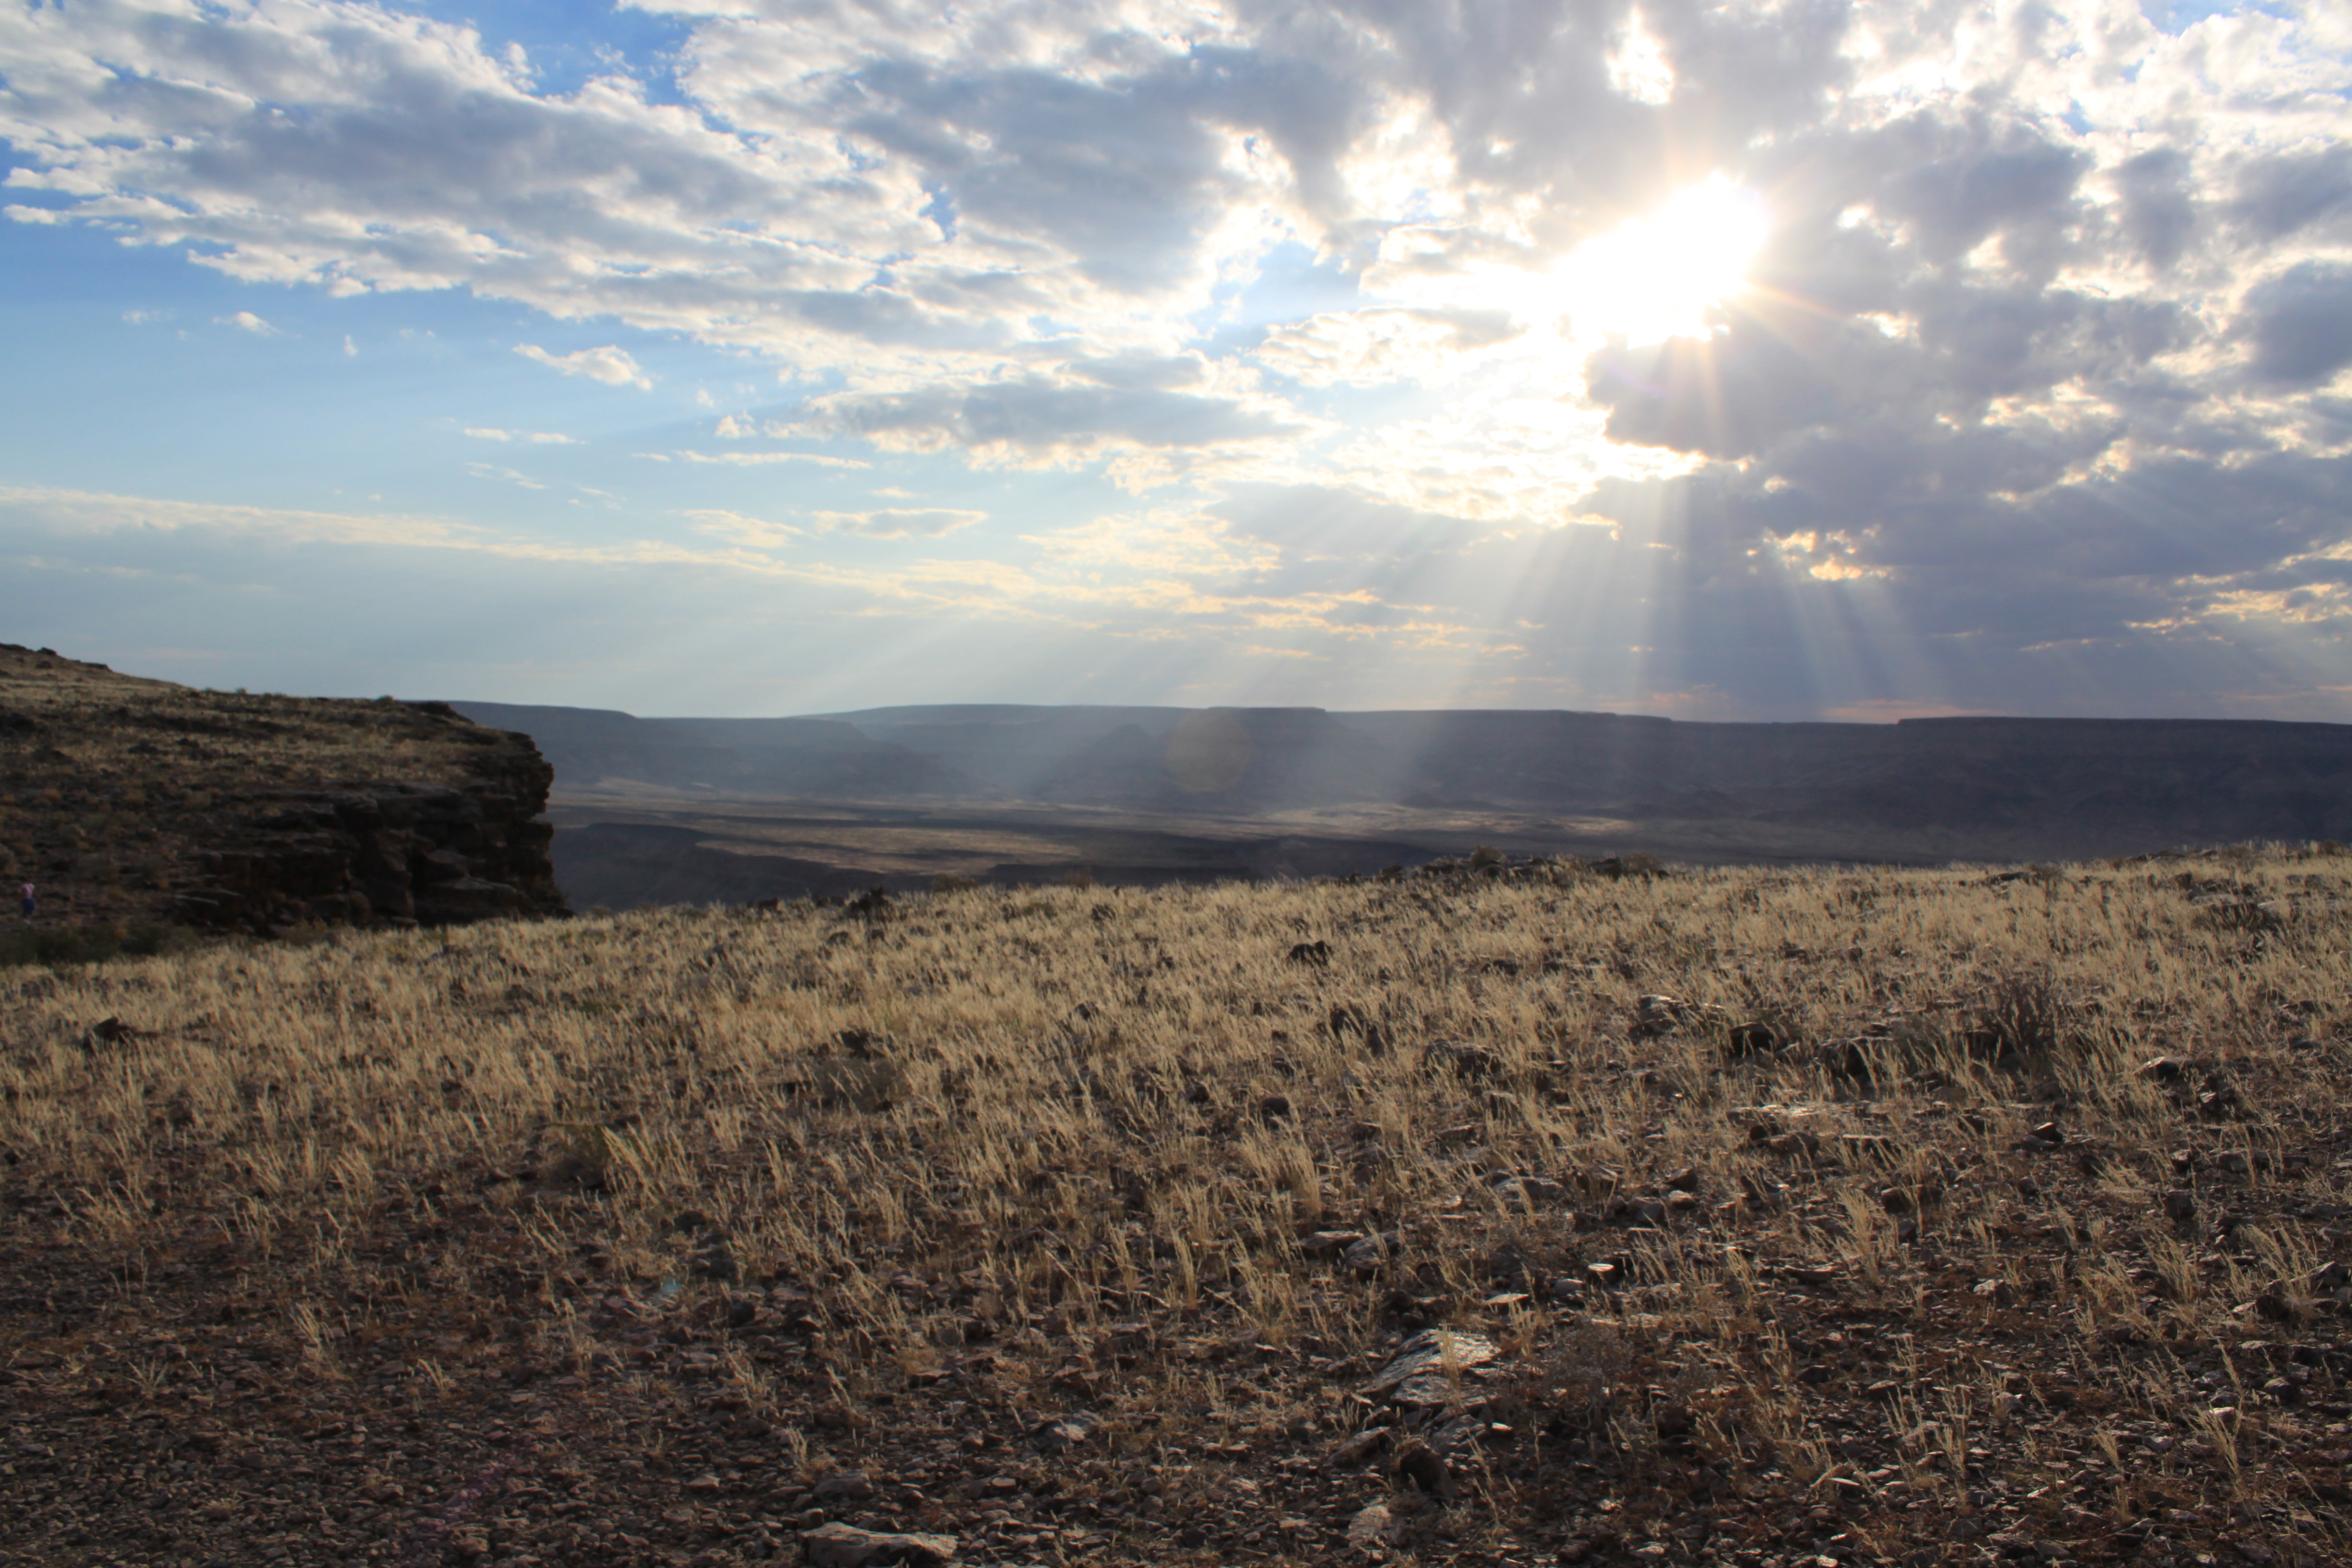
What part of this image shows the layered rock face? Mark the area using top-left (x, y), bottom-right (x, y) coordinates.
top-left (172, 710), bottom-right (564, 931)
top-left (0, 649), bottom-right (565, 936)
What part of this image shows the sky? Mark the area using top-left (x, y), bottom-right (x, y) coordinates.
top-left (2, 0), bottom-right (2349, 722)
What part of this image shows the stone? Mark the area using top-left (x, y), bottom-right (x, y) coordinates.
top-left (2164, 1189), bottom-right (2198, 1221)
top-left (1392, 1436), bottom-right (1453, 1497)
top-left (1346, 1501), bottom-right (1402, 1551)
top-left (1491, 1174), bottom-right (1564, 1209)
top-left (798, 1523), bottom-right (957, 1567)
top-left (812, 1471), bottom-right (876, 1503)
top-left (1298, 1231), bottom-right (1373, 1260)
top-left (1361, 1328), bottom-right (1501, 1406)
top-left (1030, 1415), bottom-right (1093, 1451)
top-left (1328, 1427), bottom-right (1391, 1466)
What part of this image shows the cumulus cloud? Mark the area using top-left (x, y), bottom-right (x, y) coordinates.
top-left (515, 344), bottom-right (650, 388)
top-left (2242, 263), bottom-right (2352, 387)
top-left (5, 0), bottom-right (2352, 714)
top-left (215, 311), bottom-right (279, 335)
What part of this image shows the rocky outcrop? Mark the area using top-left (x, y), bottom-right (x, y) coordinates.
top-left (169, 704), bottom-right (566, 933)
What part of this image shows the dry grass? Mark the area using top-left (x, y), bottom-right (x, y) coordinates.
top-left (3, 845), bottom-right (2352, 1567)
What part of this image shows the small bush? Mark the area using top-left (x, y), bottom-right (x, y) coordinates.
top-left (1964, 970), bottom-right (2073, 1062)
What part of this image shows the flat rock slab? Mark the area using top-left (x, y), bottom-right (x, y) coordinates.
top-left (1360, 1327), bottom-right (1502, 1405)
top-left (801, 1522), bottom-right (958, 1567)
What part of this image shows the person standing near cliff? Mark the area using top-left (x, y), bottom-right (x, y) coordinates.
top-left (18, 882), bottom-right (33, 921)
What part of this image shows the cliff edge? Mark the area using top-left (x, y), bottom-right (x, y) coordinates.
top-left (0, 645), bottom-right (566, 937)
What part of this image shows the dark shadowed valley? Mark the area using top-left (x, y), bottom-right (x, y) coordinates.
top-left (449, 701), bottom-right (2352, 910)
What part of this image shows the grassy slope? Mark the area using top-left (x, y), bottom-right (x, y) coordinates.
top-left (2, 849), bottom-right (2350, 1567)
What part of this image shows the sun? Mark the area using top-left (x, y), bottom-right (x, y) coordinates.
top-left (1551, 176), bottom-right (1769, 344)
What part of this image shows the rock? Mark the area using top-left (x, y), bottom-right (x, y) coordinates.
top-left (1663, 1167), bottom-right (1701, 1192)
top-left (1346, 1501), bottom-right (1402, 1551)
top-left (1300, 1229), bottom-right (1367, 1258)
top-left (1392, 1436), bottom-right (1453, 1498)
top-left (1606, 1197), bottom-right (1668, 1225)
top-left (1361, 1328), bottom-right (1501, 1405)
top-left (1030, 1415), bottom-right (1094, 1451)
top-left (811, 1471), bottom-right (875, 1502)
top-left (2164, 1189), bottom-right (2198, 1221)
top-left (1432, 1411), bottom-right (1510, 1453)
top-left (83, 1016), bottom-right (142, 1046)
top-left (799, 1523), bottom-right (957, 1567)
top-left (1343, 1233), bottom-right (1400, 1275)
top-left (174, 752), bottom-right (563, 935)
top-left (1328, 1427), bottom-right (1391, 1466)
top-left (1726, 1021), bottom-right (1781, 1058)
top-left (1492, 1174), bottom-right (1565, 1209)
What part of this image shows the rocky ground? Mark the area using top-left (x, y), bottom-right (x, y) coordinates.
top-left (2, 846), bottom-right (2349, 1568)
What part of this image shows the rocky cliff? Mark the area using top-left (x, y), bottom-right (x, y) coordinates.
top-left (0, 648), bottom-right (565, 938)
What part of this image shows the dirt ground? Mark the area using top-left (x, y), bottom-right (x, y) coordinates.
top-left (3, 845), bottom-right (2349, 1568)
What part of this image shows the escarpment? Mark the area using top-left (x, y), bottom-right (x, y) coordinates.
top-left (0, 647), bottom-right (566, 938)
top-left (172, 710), bottom-right (564, 931)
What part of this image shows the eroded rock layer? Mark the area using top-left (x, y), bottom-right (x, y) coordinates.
top-left (0, 647), bottom-right (564, 935)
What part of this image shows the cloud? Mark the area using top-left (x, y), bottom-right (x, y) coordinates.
top-left (684, 509), bottom-right (802, 548)
top-left (0, 482), bottom-right (801, 576)
top-left (2242, 263), bottom-right (2352, 387)
top-left (463, 463), bottom-right (548, 490)
top-left (814, 507), bottom-right (988, 539)
top-left (4, 0), bottom-right (2352, 716)
top-left (215, 311), bottom-right (279, 335)
top-left (515, 344), bottom-right (649, 388)
top-left (791, 374), bottom-right (1311, 482)
top-left (670, 448), bottom-right (870, 468)
top-left (464, 427), bottom-right (580, 444)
